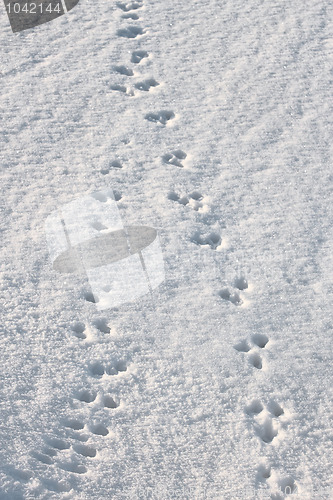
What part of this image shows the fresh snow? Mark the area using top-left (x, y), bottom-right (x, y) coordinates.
top-left (0, 0), bottom-right (332, 498)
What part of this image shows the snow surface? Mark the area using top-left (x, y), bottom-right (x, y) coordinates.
top-left (0, 0), bottom-right (332, 498)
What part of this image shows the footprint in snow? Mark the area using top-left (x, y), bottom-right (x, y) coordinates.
top-left (117, 26), bottom-right (145, 38)
top-left (113, 65), bottom-right (134, 76)
top-left (131, 49), bottom-right (149, 64)
top-left (168, 191), bottom-right (208, 213)
top-left (163, 149), bottom-right (187, 168)
top-left (117, 1), bottom-right (142, 12)
top-left (246, 400), bottom-right (285, 444)
top-left (219, 276), bottom-right (250, 306)
top-left (134, 78), bottom-right (159, 92)
top-left (122, 12), bottom-right (140, 20)
top-left (192, 231), bottom-right (222, 250)
top-left (234, 331), bottom-right (269, 369)
top-left (111, 84), bottom-right (135, 96)
top-left (145, 110), bottom-right (175, 125)
top-left (89, 360), bottom-right (128, 378)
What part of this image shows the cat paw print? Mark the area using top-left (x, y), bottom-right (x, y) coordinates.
top-left (219, 276), bottom-right (249, 306)
top-left (168, 191), bottom-right (209, 213)
top-left (234, 333), bottom-right (269, 369)
top-left (163, 149), bottom-right (187, 168)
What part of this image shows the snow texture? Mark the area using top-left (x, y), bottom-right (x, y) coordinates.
top-left (0, 0), bottom-right (332, 498)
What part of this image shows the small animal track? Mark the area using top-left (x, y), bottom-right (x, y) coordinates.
top-left (163, 149), bottom-right (187, 168)
top-left (234, 332), bottom-right (268, 369)
top-left (192, 231), bottom-right (222, 250)
top-left (246, 400), bottom-right (285, 444)
top-left (71, 322), bottom-right (86, 339)
top-left (145, 110), bottom-right (175, 125)
top-left (168, 191), bottom-right (208, 213)
top-left (117, 1), bottom-right (142, 11)
top-left (219, 287), bottom-right (242, 306)
top-left (89, 360), bottom-right (128, 377)
top-left (122, 12), bottom-right (140, 20)
top-left (113, 65), bottom-right (134, 76)
top-left (78, 390), bottom-right (97, 404)
top-left (117, 26), bottom-right (145, 38)
top-left (64, 419), bottom-right (85, 431)
top-left (135, 78), bottom-right (159, 91)
top-left (84, 291), bottom-right (96, 303)
top-left (91, 423), bottom-right (109, 436)
top-left (93, 318), bottom-right (111, 334)
top-left (131, 49), bottom-right (149, 64)
top-left (73, 444), bottom-right (97, 458)
top-left (219, 276), bottom-right (249, 306)
top-left (110, 84), bottom-right (135, 96)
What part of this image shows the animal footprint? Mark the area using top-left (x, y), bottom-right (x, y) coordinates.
top-left (131, 50), bottom-right (149, 64)
top-left (255, 415), bottom-right (278, 443)
top-left (122, 12), bottom-right (139, 20)
top-left (71, 322), bottom-right (86, 339)
top-left (246, 400), bottom-right (285, 444)
top-left (117, 1), bottom-right (142, 11)
top-left (168, 191), bottom-right (208, 212)
top-left (73, 443), bottom-right (97, 458)
top-left (93, 318), bottom-right (111, 334)
top-left (117, 26), bottom-right (145, 38)
top-left (219, 287), bottom-right (242, 306)
top-left (111, 84), bottom-right (135, 96)
top-left (163, 150), bottom-right (187, 168)
top-left (234, 333), bottom-right (269, 368)
top-left (103, 395), bottom-right (119, 409)
top-left (145, 110), bottom-right (175, 125)
top-left (113, 65), bottom-right (134, 76)
top-left (134, 78), bottom-right (159, 91)
top-left (89, 360), bottom-right (128, 377)
top-left (192, 231), bottom-right (222, 250)
top-left (90, 423), bottom-right (109, 436)
top-left (220, 276), bottom-right (250, 306)
top-left (77, 390), bottom-right (97, 403)
top-left (59, 461), bottom-right (87, 475)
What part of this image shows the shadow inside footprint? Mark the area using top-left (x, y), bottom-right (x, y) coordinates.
top-left (245, 400), bottom-right (264, 415)
top-left (91, 423), bottom-right (109, 436)
top-left (145, 110), bottom-right (175, 125)
top-left (73, 444), bottom-right (97, 458)
top-left (234, 276), bottom-right (248, 290)
top-left (135, 78), bottom-right (159, 91)
top-left (78, 390), bottom-right (96, 403)
top-left (113, 65), bottom-right (134, 76)
top-left (234, 339), bottom-right (251, 352)
top-left (93, 318), bottom-right (111, 334)
top-left (256, 417), bottom-right (278, 443)
top-left (268, 401), bottom-right (284, 417)
top-left (219, 288), bottom-right (242, 305)
top-left (131, 50), bottom-right (148, 63)
top-left (104, 395), bottom-right (118, 409)
top-left (252, 333), bottom-right (269, 348)
top-left (117, 26), bottom-right (145, 38)
top-left (71, 322), bottom-right (86, 339)
top-left (117, 1), bottom-right (142, 11)
top-left (249, 352), bottom-right (263, 369)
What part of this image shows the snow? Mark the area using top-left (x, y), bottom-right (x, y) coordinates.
top-left (0, 0), bottom-right (332, 498)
